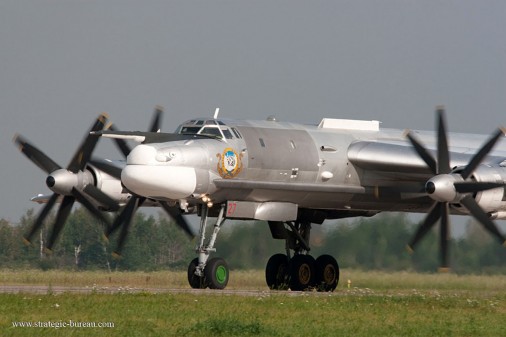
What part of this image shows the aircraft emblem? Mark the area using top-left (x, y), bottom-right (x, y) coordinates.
top-left (217, 147), bottom-right (242, 178)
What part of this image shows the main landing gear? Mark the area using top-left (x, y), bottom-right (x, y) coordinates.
top-left (186, 204), bottom-right (339, 292)
top-left (265, 221), bottom-right (340, 292)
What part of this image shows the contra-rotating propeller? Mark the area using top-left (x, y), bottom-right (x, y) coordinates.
top-left (405, 106), bottom-right (506, 270)
top-left (90, 107), bottom-right (194, 256)
top-left (107, 105), bottom-right (164, 158)
top-left (14, 113), bottom-right (119, 251)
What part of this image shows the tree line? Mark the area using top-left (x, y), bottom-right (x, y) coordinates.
top-left (1, 208), bottom-right (505, 274)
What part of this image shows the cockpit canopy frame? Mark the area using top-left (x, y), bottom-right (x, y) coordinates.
top-left (177, 119), bottom-right (242, 141)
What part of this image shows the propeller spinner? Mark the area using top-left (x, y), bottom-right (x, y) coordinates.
top-left (405, 106), bottom-right (506, 270)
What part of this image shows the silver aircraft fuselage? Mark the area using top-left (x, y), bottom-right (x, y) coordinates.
top-left (119, 117), bottom-right (506, 220)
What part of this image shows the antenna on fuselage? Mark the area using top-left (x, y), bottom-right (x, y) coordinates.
top-left (214, 108), bottom-right (220, 119)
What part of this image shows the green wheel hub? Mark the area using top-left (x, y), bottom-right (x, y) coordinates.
top-left (205, 257), bottom-right (229, 289)
top-left (215, 265), bottom-right (227, 284)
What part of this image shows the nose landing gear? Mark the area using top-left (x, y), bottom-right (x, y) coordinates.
top-left (187, 203), bottom-right (230, 290)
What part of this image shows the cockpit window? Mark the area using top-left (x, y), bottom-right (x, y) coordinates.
top-left (222, 129), bottom-right (233, 139)
top-left (199, 127), bottom-right (222, 137)
top-left (180, 126), bottom-right (201, 134)
top-left (177, 119), bottom-right (237, 141)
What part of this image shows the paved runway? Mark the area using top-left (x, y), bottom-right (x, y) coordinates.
top-left (0, 285), bottom-right (336, 297)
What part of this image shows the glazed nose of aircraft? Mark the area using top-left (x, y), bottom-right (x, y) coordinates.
top-left (121, 144), bottom-right (197, 200)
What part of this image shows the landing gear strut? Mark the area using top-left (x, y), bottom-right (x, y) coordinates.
top-left (187, 203), bottom-right (229, 289)
top-left (186, 205), bottom-right (339, 292)
top-left (265, 220), bottom-right (340, 292)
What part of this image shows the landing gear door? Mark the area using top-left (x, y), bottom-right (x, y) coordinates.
top-left (226, 201), bottom-right (298, 221)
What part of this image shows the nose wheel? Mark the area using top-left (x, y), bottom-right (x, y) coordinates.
top-left (188, 257), bottom-right (230, 289)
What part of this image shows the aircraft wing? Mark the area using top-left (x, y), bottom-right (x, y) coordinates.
top-left (347, 140), bottom-right (506, 175)
top-left (30, 194), bottom-right (60, 204)
top-left (93, 130), bottom-right (216, 143)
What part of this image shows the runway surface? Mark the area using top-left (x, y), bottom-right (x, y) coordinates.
top-left (0, 285), bottom-right (345, 297)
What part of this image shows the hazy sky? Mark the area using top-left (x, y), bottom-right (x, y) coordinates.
top-left (1, 1), bottom-right (506, 228)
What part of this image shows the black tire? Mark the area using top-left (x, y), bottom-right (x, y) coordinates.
top-left (187, 258), bottom-right (207, 289)
top-left (315, 254), bottom-right (339, 292)
top-left (204, 257), bottom-right (229, 290)
top-left (289, 254), bottom-right (316, 291)
top-left (265, 254), bottom-right (290, 290)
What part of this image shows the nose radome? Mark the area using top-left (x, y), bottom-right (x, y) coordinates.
top-left (121, 165), bottom-right (197, 200)
top-left (127, 144), bottom-right (158, 165)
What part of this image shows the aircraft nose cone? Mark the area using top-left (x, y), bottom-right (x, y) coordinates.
top-left (121, 165), bottom-right (197, 200)
top-left (127, 144), bottom-right (158, 165)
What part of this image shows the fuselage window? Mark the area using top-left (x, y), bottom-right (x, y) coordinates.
top-left (259, 138), bottom-right (266, 147)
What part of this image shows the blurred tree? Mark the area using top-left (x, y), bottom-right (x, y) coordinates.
top-left (3, 208), bottom-right (505, 273)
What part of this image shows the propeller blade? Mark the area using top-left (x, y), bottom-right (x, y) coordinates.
top-left (159, 201), bottom-right (195, 238)
top-left (439, 202), bottom-right (450, 270)
top-left (454, 181), bottom-right (505, 194)
top-left (83, 185), bottom-right (120, 211)
top-left (106, 196), bottom-right (145, 238)
top-left (107, 106), bottom-right (164, 157)
top-left (23, 193), bottom-right (59, 245)
top-left (108, 124), bottom-right (132, 158)
top-left (13, 134), bottom-right (62, 174)
top-left (46, 195), bottom-right (75, 251)
top-left (460, 195), bottom-right (506, 245)
top-left (112, 197), bottom-right (144, 256)
top-left (67, 113), bottom-right (108, 173)
top-left (405, 131), bottom-right (437, 174)
top-left (71, 188), bottom-right (111, 226)
top-left (436, 107), bottom-right (451, 174)
top-left (89, 159), bottom-right (123, 180)
top-left (460, 128), bottom-right (506, 180)
top-left (106, 197), bottom-right (137, 238)
top-left (407, 202), bottom-right (441, 252)
top-left (149, 106), bottom-right (163, 132)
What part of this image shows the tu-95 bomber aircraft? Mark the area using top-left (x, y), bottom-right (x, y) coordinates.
top-left (14, 106), bottom-right (506, 291)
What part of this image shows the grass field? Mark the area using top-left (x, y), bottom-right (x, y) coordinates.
top-left (1, 269), bottom-right (505, 336)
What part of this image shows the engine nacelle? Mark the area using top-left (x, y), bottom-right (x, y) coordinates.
top-left (87, 163), bottom-right (130, 208)
top-left (471, 165), bottom-right (506, 214)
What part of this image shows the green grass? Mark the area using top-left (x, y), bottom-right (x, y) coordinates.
top-left (1, 269), bottom-right (505, 336)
